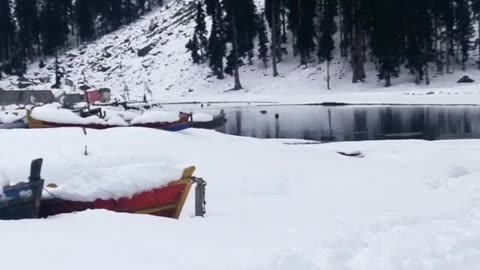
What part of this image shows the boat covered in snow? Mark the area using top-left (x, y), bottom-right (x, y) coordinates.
top-left (39, 166), bottom-right (196, 219)
top-left (0, 159), bottom-right (45, 220)
top-left (27, 105), bottom-right (192, 131)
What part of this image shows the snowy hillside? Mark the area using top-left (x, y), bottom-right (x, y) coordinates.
top-left (3, 0), bottom-right (480, 105)
top-left (3, 128), bottom-right (480, 269)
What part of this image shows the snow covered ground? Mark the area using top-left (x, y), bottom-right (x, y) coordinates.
top-left (1, 127), bottom-right (480, 269)
top-left (3, 0), bottom-right (480, 106)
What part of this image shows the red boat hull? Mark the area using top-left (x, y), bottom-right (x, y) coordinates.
top-left (40, 167), bottom-right (195, 219)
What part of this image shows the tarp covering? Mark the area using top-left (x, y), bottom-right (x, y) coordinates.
top-left (0, 90), bottom-right (56, 106)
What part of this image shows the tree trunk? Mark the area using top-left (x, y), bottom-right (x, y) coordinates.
top-left (478, 14), bottom-right (480, 69)
top-left (446, 42), bottom-right (451, 74)
top-left (281, 2), bottom-right (287, 43)
top-left (327, 60), bottom-right (331, 90)
top-left (231, 10), bottom-right (243, 90)
top-left (351, 0), bottom-right (365, 83)
top-left (415, 70), bottom-right (420, 85)
top-left (425, 63), bottom-right (430, 85)
top-left (339, 4), bottom-right (345, 57)
top-left (385, 73), bottom-right (391, 87)
top-left (316, 0), bottom-right (322, 63)
top-left (271, 0), bottom-right (279, 77)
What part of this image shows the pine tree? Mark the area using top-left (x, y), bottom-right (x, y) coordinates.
top-left (15, 0), bottom-right (40, 60)
top-left (186, 34), bottom-right (201, 64)
top-left (257, 13), bottom-right (270, 68)
top-left (371, 0), bottom-right (402, 87)
top-left (207, 1), bottom-right (226, 79)
top-left (0, 0), bottom-right (15, 62)
top-left (266, 0), bottom-right (281, 76)
top-left (223, 0), bottom-right (243, 90)
top-left (194, 1), bottom-right (208, 61)
top-left (454, 0), bottom-right (474, 71)
top-left (123, 0), bottom-right (137, 24)
top-left (297, 0), bottom-right (317, 65)
top-left (472, 0), bottom-right (480, 68)
top-left (404, 0), bottom-right (434, 84)
top-left (75, 0), bottom-right (96, 42)
top-left (317, 0), bottom-right (337, 90)
top-left (40, 0), bottom-right (69, 55)
top-left (285, 0), bottom-right (299, 56)
top-left (138, 0), bottom-right (147, 14)
top-left (350, 0), bottom-right (366, 83)
top-left (439, 0), bottom-right (456, 73)
top-left (205, 0), bottom-right (216, 16)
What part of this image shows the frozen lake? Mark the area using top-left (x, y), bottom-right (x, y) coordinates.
top-left (214, 105), bottom-right (480, 142)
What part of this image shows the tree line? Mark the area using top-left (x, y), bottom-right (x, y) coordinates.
top-left (0, 0), bottom-right (164, 77)
top-left (187, 0), bottom-right (480, 88)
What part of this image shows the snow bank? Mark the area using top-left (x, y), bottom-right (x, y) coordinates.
top-left (107, 116), bottom-right (128, 126)
top-left (45, 163), bottom-right (184, 201)
top-left (83, 115), bottom-right (107, 125)
top-left (2, 128), bottom-right (480, 269)
top-left (131, 111), bottom-right (179, 124)
top-left (192, 113), bottom-right (213, 122)
top-left (103, 109), bottom-right (140, 122)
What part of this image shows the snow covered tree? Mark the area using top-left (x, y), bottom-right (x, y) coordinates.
top-left (194, 1), bottom-right (208, 61)
top-left (257, 13), bottom-right (270, 68)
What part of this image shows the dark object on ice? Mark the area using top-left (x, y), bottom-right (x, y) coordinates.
top-left (260, 110), bottom-right (267, 114)
top-left (337, 151), bottom-right (364, 158)
top-left (0, 159), bottom-right (45, 220)
top-left (275, 113), bottom-right (279, 119)
top-left (457, 75), bottom-right (475, 83)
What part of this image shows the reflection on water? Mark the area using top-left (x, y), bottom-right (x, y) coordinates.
top-left (215, 106), bottom-right (480, 142)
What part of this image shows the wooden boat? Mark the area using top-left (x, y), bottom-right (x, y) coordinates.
top-left (39, 166), bottom-right (196, 219)
top-left (0, 159), bottom-right (45, 220)
top-left (27, 112), bottom-right (192, 131)
top-left (191, 111), bottom-right (227, 130)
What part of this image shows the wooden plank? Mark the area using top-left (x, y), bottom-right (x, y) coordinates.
top-left (135, 204), bottom-right (176, 215)
top-left (172, 166), bottom-right (195, 219)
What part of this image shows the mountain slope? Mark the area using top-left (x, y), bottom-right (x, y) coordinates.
top-left (3, 0), bottom-right (480, 104)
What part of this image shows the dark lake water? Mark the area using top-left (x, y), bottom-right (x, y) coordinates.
top-left (214, 105), bottom-right (480, 142)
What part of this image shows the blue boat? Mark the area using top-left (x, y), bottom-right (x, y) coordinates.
top-left (0, 159), bottom-right (45, 220)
